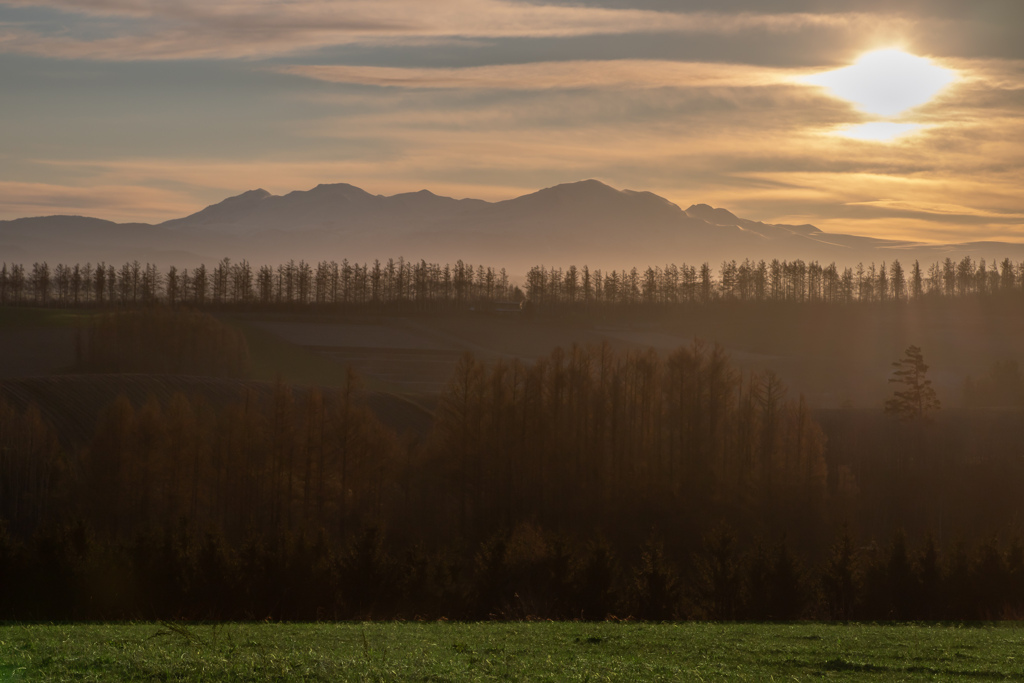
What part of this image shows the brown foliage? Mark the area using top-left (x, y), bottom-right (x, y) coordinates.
top-left (428, 341), bottom-right (828, 539)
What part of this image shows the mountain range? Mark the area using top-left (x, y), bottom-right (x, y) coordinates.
top-left (3, 179), bottom-right (1022, 274)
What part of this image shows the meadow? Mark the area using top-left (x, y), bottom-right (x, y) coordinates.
top-left (2, 621), bottom-right (1023, 681)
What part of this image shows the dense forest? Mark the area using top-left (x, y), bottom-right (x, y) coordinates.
top-left (3, 253), bottom-right (1024, 309)
top-left (2, 308), bottom-right (1024, 620)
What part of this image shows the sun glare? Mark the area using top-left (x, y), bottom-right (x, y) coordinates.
top-left (836, 121), bottom-right (925, 142)
top-left (803, 49), bottom-right (956, 117)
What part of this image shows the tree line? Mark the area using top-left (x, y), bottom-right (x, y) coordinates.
top-left (0, 258), bottom-right (517, 309)
top-left (4, 518), bottom-right (1024, 621)
top-left (525, 256), bottom-right (1024, 306)
top-left (3, 253), bottom-right (1024, 309)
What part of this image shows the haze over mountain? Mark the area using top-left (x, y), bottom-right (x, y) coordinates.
top-left (4, 180), bottom-right (1023, 274)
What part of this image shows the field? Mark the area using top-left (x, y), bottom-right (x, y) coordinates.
top-left (1, 622), bottom-right (1022, 681)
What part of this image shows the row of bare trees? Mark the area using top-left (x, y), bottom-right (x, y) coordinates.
top-left (0, 257), bottom-right (517, 309)
top-left (526, 256), bottom-right (1024, 306)
top-left (3, 254), bottom-right (1024, 309)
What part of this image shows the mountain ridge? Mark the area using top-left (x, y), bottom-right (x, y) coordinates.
top-left (3, 179), bottom-right (1023, 272)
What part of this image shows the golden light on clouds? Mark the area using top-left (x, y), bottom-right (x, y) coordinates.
top-left (802, 49), bottom-right (957, 117)
top-left (278, 60), bottom-right (795, 90)
top-left (835, 122), bottom-right (926, 142)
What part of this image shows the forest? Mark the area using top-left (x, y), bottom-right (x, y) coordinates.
top-left (2, 299), bottom-right (1024, 621)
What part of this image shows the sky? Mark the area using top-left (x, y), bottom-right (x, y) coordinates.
top-left (1, 0), bottom-right (1022, 243)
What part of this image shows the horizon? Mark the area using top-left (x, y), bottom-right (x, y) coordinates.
top-left (1, 178), bottom-right (791, 228)
top-left (1, 1), bottom-right (1022, 247)
top-left (9, 177), bottom-right (1024, 250)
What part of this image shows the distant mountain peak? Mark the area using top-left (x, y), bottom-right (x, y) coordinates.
top-left (393, 189), bottom-right (440, 199)
top-left (544, 180), bottom-right (683, 211)
top-left (522, 179), bottom-right (670, 205)
top-left (548, 179), bottom-right (616, 193)
top-left (157, 187), bottom-right (273, 229)
top-left (622, 189), bottom-right (684, 210)
top-left (685, 203), bottom-right (742, 226)
top-left (309, 182), bottom-right (372, 196)
top-left (219, 188), bottom-right (271, 204)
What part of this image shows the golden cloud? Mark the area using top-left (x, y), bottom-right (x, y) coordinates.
top-left (0, 180), bottom-right (198, 223)
top-left (0, 1), bottom-right (879, 60)
top-left (276, 60), bottom-right (799, 90)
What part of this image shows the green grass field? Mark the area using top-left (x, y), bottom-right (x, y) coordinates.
top-left (1, 622), bottom-right (1022, 681)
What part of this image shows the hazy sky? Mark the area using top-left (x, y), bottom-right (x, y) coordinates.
top-left (1, 0), bottom-right (1022, 243)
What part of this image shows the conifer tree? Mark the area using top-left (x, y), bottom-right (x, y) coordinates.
top-left (885, 345), bottom-right (941, 421)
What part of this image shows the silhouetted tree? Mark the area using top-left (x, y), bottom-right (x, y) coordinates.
top-left (885, 345), bottom-right (941, 421)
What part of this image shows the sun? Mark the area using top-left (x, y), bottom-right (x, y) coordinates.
top-left (803, 49), bottom-right (956, 117)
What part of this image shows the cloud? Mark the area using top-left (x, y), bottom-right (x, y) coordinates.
top-left (0, 1), bottom-right (875, 60)
top-left (293, 81), bottom-right (851, 147)
top-left (732, 169), bottom-right (1024, 242)
top-left (276, 59), bottom-right (799, 90)
top-left (0, 180), bottom-right (197, 222)
top-left (844, 200), bottom-right (1024, 226)
top-left (942, 57), bottom-right (1024, 91)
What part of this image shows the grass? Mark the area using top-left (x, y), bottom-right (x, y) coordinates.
top-left (1, 622), bottom-right (1023, 681)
